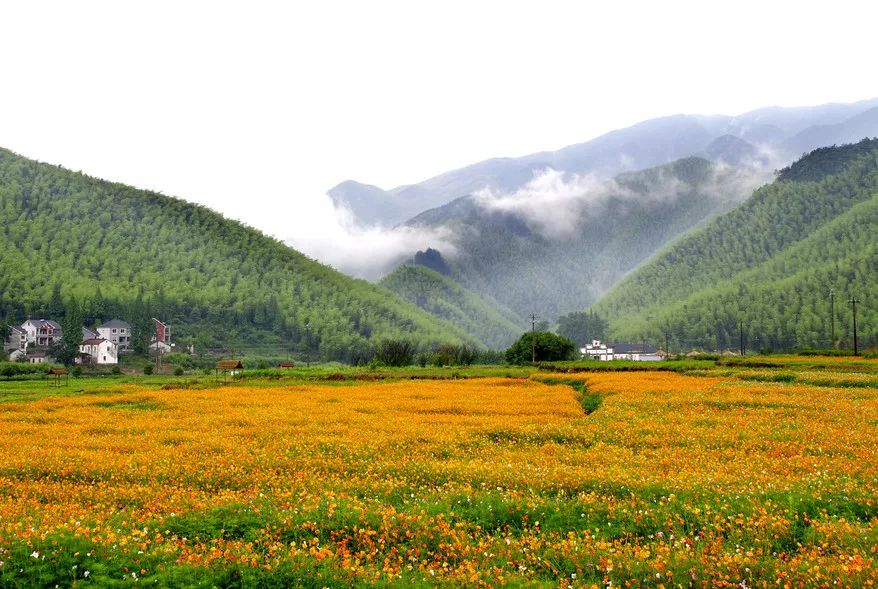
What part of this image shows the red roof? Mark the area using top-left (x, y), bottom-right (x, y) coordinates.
top-left (80, 338), bottom-right (109, 345)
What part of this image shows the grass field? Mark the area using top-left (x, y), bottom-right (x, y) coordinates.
top-left (0, 358), bottom-right (876, 587)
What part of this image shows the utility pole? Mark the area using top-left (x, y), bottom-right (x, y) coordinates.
top-left (849, 296), bottom-right (859, 355)
top-left (739, 319), bottom-right (745, 357)
top-left (305, 321), bottom-right (311, 367)
top-left (529, 313), bottom-right (539, 363)
top-left (665, 332), bottom-right (670, 360)
top-left (829, 289), bottom-right (836, 349)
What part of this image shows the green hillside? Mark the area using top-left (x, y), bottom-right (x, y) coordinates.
top-left (592, 139), bottom-right (878, 351)
top-left (0, 148), bottom-right (474, 361)
top-left (379, 264), bottom-right (523, 348)
top-left (406, 157), bottom-right (763, 322)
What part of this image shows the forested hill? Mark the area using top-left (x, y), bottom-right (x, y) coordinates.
top-left (592, 139), bottom-right (878, 351)
top-left (379, 264), bottom-right (523, 349)
top-left (405, 157), bottom-right (764, 321)
top-left (0, 148), bottom-right (474, 361)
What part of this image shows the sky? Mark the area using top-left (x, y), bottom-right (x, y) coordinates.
top-left (2, 0), bottom-right (877, 273)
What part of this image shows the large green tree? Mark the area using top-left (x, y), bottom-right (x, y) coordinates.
top-left (505, 332), bottom-right (575, 364)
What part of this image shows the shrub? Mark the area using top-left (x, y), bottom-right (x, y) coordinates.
top-left (143, 365), bottom-right (154, 375)
top-left (374, 339), bottom-right (416, 367)
top-left (111, 365), bottom-right (121, 375)
top-left (505, 332), bottom-right (575, 365)
top-left (71, 366), bottom-right (82, 378)
top-left (174, 366), bottom-right (184, 376)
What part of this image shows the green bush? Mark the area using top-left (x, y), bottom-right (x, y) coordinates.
top-left (143, 365), bottom-right (154, 375)
top-left (174, 366), bottom-right (184, 376)
top-left (505, 332), bottom-right (575, 364)
top-left (374, 339), bottom-right (416, 367)
top-left (70, 366), bottom-right (82, 378)
top-left (111, 365), bottom-right (121, 375)
top-left (0, 362), bottom-right (51, 378)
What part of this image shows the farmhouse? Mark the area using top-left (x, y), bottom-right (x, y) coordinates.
top-left (580, 340), bottom-right (663, 361)
top-left (26, 350), bottom-right (48, 364)
top-left (97, 319), bottom-right (132, 351)
top-left (149, 318), bottom-right (172, 353)
top-left (22, 319), bottom-right (62, 347)
top-left (4, 325), bottom-right (27, 354)
top-left (77, 338), bottom-right (119, 365)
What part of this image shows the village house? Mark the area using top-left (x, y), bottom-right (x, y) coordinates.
top-left (21, 319), bottom-right (62, 347)
top-left (26, 350), bottom-right (48, 364)
top-left (97, 319), bottom-right (132, 351)
top-left (4, 325), bottom-right (27, 354)
top-left (581, 340), bottom-right (663, 362)
top-left (149, 318), bottom-right (172, 353)
top-left (82, 326), bottom-right (98, 340)
top-left (77, 338), bottom-right (118, 365)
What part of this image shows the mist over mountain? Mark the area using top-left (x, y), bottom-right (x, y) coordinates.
top-left (400, 157), bottom-right (766, 322)
top-left (330, 98), bottom-right (878, 229)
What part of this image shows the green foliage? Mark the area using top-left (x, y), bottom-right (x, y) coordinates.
top-left (70, 365), bottom-right (82, 378)
top-left (594, 140), bottom-right (878, 352)
top-left (0, 148), bottom-right (473, 361)
top-left (430, 342), bottom-right (479, 367)
top-left (379, 264), bottom-right (521, 349)
top-left (374, 339), bottom-right (416, 367)
top-left (505, 331), bottom-right (575, 364)
top-left (408, 157), bottom-right (759, 321)
top-left (0, 361), bottom-right (51, 378)
top-left (143, 365), bottom-right (154, 375)
top-left (556, 309), bottom-right (608, 347)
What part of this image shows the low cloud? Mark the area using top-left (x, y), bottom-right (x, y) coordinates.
top-left (285, 196), bottom-right (454, 280)
top-left (473, 163), bottom-right (770, 238)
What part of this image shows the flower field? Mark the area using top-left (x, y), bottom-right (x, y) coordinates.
top-left (0, 366), bottom-right (876, 587)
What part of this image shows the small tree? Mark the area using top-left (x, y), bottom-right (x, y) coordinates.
top-left (505, 332), bottom-right (575, 364)
top-left (374, 339), bottom-right (416, 367)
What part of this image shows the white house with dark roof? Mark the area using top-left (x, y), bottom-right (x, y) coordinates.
top-left (21, 319), bottom-right (62, 347)
top-left (77, 338), bottom-right (118, 365)
top-left (97, 319), bottom-right (132, 351)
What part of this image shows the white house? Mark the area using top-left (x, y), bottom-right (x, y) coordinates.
top-left (97, 319), bottom-right (132, 351)
top-left (581, 340), bottom-right (663, 362)
top-left (581, 340), bottom-right (615, 361)
top-left (77, 338), bottom-right (118, 365)
top-left (21, 319), bottom-right (62, 347)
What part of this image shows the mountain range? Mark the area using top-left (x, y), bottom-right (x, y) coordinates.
top-left (330, 98), bottom-right (878, 228)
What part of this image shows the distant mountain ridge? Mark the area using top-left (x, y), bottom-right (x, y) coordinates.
top-left (330, 98), bottom-right (878, 227)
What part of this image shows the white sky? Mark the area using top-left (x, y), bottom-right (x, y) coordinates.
top-left (2, 0), bottom-right (877, 266)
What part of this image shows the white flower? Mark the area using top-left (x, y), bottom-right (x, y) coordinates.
top-left (84, 570), bottom-right (90, 577)
top-left (31, 551), bottom-right (39, 559)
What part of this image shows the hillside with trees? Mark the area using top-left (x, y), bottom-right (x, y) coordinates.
top-left (404, 157), bottom-right (764, 321)
top-left (0, 148), bottom-right (474, 361)
top-left (592, 139), bottom-right (878, 351)
top-left (379, 264), bottom-right (522, 349)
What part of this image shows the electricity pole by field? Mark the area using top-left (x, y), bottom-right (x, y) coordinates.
top-left (529, 313), bottom-right (539, 363)
top-left (739, 319), bottom-right (745, 357)
top-left (829, 289), bottom-right (836, 349)
top-left (849, 296), bottom-right (860, 355)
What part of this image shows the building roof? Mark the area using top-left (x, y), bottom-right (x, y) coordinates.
top-left (80, 338), bottom-right (110, 345)
top-left (152, 317), bottom-right (168, 327)
top-left (9, 325), bottom-right (25, 334)
top-left (98, 319), bottom-right (131, 329)
top-left (610, 342), bottom-right (659, 354)
top-left (82, 327), bottom-right (98, 338)
top-left (27, 351), bottom-right (47, 358)
top-left (24, 319), bottom-right (61, 330)
top-left (217, 360), bottom-right (244, 370)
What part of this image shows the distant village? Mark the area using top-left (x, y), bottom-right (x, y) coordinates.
top-left (3, 318), bottom-right (175, 365)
